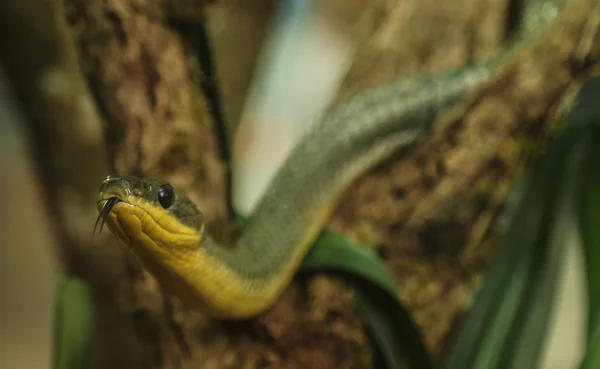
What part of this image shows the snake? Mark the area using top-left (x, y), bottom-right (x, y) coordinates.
top-left (96, 0), bottom-right (565, 319)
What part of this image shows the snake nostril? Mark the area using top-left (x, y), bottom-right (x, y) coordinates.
top-left (100, 174), bottom-right (122, 193)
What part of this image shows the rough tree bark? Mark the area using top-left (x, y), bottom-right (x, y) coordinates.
top-left (2, 0), bottom-right (598, 368)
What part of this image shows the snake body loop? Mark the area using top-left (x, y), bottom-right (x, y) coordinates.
top-left (97, 0), bottom-right (565, 319)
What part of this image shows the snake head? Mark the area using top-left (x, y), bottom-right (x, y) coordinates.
top-left (95, 175), bottom-right (205, 252)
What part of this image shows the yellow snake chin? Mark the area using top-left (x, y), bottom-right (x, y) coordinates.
top-left (102, 196), bottom-right (202, 254)
top-left (99, 197), bottom-right (227, 313)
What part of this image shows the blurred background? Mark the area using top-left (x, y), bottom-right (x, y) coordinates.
top-left (0, 0), bottom-right (597, 368)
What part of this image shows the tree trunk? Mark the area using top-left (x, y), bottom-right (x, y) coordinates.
top-left (1, 0), bottom-right (598, 368)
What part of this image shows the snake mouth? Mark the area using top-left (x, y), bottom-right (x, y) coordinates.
top-left (94, 196), bottom-right (121, 235)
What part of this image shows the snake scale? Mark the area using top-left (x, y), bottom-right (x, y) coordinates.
top-left (96, 0), bottom-right (565, 319)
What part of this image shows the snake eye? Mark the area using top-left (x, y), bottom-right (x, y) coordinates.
top-left (157, 184), bottom-right (175, 209)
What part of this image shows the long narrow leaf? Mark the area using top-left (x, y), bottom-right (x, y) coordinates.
top-left (580, 322), bottom-right (600, 369)
top-left (574, 76), bottom-right (600, 331)
top-left (572, 76), bottom-right (600, 368)
top-left (578, 148), bottom-right (600, 367)
top-left (444, 120), bottom-right (591, 369)
top-left (506, 130), bottom-right (591, 368)
top-left (302, 231), bottom-right (432, 369)
top-left (582, 153), bottom-right (600, 329)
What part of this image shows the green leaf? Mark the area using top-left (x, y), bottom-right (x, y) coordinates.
top-left (580, 323), bottom-right (600, 369)
top-left (444, 122), bottom-right (592, 369)
top-left (582, 151), bottom-right (600, 328)
top-left (580, 156), bottom-right (600, 368)
top-left (52, 276), bottom-right (94, 369)
top-left (571, 76), bottom-right (600, 368)
top-left (574, 77), bottom-right (600, 331)
top-left (301, 231), bottom-right (432, 369)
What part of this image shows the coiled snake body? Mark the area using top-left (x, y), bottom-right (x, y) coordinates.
top-left (97, 0), bottom-right (565, 319)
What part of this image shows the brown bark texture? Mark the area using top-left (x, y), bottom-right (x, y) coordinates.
top-left (1, 0), bottom-right (599, 368)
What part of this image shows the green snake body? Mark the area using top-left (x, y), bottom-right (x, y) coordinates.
top-left (97, 0), bottom-right (565, 318)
